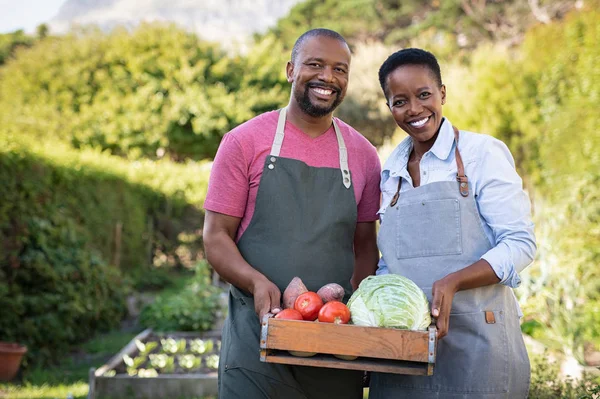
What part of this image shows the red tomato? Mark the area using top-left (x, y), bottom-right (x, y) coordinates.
top-left (294, 292), bottom-right (323, 321)
top-left (317, 301), bottom-right (351, 324)
top-left (274, 308), bottom-right (303, 320)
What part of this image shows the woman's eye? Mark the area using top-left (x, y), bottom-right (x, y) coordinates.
top-left (393, 100), bottom-right (406, 107)
top-left (419, 92), bottom-right (431, 98)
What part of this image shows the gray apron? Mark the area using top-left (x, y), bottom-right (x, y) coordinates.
top-left (370, 126), bottom-right (530, 399)
top-left (218, 108), bottom-right (364, 399)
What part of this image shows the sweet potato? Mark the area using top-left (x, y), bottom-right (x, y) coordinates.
top-left (317, 283), bottom-right (345, 303)
top-left (282, 277), bottom-right (308, 309)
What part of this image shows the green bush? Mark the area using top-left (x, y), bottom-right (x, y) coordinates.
top-left (528, 352), bottom-right (600, 399)
top-left (0, 24), bottom-right (288, 161)
top-left (139, 262), bottom-right (223, 332)
top-left (0, 134), bottom-right (210, 364)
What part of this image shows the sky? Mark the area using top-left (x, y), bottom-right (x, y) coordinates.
top-left (0, 0), bottom-right (67, 34)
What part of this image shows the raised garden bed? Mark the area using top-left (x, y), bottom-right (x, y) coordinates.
top-left (89, 329), bottom-right (220, 399)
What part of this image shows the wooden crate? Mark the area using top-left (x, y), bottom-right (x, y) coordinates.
top-left (260, 314), bottom-right (437, 375)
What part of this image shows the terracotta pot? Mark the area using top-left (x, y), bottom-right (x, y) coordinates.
top-left (0, 342), bottom-right (27, 381)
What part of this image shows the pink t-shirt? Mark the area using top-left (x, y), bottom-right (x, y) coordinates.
top-left (204, 111), bottom-right (382, 241)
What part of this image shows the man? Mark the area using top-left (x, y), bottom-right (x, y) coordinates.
top-left (203, 28), bottom-right (381, 399)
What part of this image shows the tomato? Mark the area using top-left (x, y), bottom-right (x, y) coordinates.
top-left (274, 308), bottom-right (303, 320)
top-left (294, 292), bottom-right (323, 321)
top-left (317, 301), bottom-right (351, 324)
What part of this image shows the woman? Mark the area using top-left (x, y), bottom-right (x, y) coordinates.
top-left (370, 48), bottom-right (536, 398)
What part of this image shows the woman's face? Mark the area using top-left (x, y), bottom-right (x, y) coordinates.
top-left (385, 64), bottom-right (446, 145)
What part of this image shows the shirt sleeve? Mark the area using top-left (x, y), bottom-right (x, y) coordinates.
top-left (203, 133), bottom-right (250, 218)
top-left (474, 138), bottom-right (537, 288)
top-left (376, 256), bottom-right (389, 275)
top-left (357, 145), bottom-right (382, 222)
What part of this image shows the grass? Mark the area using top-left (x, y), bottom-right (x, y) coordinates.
top-left (0, 328), bottom-right (142, 399)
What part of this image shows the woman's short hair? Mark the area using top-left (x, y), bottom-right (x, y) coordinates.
top-left (378, 48), bottom-right (442, 95)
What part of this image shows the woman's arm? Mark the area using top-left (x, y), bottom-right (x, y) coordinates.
top-left (432, 136), bottom-right (536, 338)
top-left (474, 138), bottom-right (537, 287)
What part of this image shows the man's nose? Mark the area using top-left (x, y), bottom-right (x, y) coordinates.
top-left (318, 66), bottom-right (334, 82)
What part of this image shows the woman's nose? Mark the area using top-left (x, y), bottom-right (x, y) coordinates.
top-left (407, 100), bottom-right (423, 115)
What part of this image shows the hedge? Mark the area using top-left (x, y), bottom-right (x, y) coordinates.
top-left (0, 134), bottom-right (210, 363)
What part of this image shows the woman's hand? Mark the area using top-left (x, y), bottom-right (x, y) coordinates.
top-left (431, 259), bottom-right (501, 339)
top-left (431, 274), bottom-right (460, 339)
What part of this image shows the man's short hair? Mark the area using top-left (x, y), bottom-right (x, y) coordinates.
top-left (291, 29), bottom-right (349, 64)
top-left (378, 48), bottom-right (442, 95)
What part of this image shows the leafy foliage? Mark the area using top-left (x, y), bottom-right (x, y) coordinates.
top-left (139, 262), bottom-right (223, 332)
top-left (0, 30), bottom-right (34, 65)
top-left (0, 24), bottom-right (288, 161)
top-left (268, 0), bottom-right (581, 51)
top-left (528, 352), bottom-right (600, 398)
top-left (0, 132), bottom-right (211, 364)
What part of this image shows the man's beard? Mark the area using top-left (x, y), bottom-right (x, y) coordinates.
top-left (294, 84), bottom-right (343, 117)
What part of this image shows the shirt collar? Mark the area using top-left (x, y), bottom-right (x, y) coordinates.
top-left (381, 118), bottom-right (455, 177)
top-left (429, 118), bottom-right (455, 161)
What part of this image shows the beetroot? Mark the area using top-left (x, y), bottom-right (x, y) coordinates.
top-left (317, 283), bottom-right (345, 303)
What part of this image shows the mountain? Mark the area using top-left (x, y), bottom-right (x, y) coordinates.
top-left (49, 0), bottom-right (303, 46)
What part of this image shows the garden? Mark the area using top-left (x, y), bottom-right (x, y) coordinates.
top-left (1, 1), bottom-right (600, 398)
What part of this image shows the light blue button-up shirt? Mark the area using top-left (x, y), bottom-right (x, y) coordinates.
top-left (377, 119), bottom-right (536, 291)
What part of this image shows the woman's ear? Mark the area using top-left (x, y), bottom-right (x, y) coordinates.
top-left (441, 84), bottom-right (447, 105)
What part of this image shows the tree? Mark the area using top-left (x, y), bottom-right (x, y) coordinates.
top-left (0, 24), bottom-right (289, 161)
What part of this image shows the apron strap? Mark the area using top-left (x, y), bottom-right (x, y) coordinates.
top-left (270, 108), bottom-right (352, 189)
top-left (389, 124), bottom-right (468, 207)
top-left (333, 119), bottom-right (352, 189)
top-left (270, 108), bottom-right (287, 157)
top-left (453, 126), bottom-right (469, 197)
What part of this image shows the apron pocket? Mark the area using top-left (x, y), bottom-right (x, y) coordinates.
top-left (434, 310), bottom-right (509, 393)
top-left (395, 198), bottom-right (462, 259)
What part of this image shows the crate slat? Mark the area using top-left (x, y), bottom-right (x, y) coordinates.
top-left (259, 315), bottom-right (437, 375)
top-left (261, 318), bottom-right (431, 362)
top-left (261, 351), bottom-right (433, 375)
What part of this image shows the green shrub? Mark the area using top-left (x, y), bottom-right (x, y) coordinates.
top-left (0, 24), bottom-right (288, 161)
top-left (0, 134), bottom-right (210, 364)
top-left (0, 212), bottom-right (126, 365)
top-left (529, 352), bottom-right (600, 399)
top-left (139, 262), bottom-right (223, 332)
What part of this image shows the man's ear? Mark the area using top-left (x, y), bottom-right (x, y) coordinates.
top-left (286, 61), bottom-right (294, 83)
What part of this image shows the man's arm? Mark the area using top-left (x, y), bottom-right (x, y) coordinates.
top-left (350, 221), bottom-right (378, 290)
top-left (203, 210), bottom-right (281, 320)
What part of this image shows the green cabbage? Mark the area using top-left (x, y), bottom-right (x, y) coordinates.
top-left (347, 274), bottom-right (431, 330)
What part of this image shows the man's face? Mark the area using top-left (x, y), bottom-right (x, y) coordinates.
top-left (287, 36), bottom-right (351, 118)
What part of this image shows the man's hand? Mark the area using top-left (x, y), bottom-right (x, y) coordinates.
top-left (250, 277), bottom-right (282, 321)
top-left (431, 274), bottom-right (459, 339)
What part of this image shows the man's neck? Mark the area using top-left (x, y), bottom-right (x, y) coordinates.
top-left (285, 101), bottom-right (333, 138)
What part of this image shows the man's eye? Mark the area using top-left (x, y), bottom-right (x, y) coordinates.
top-left (335, 67), bottom-right (347, 73)
top-left (419, 92), bottom-right (431, 98)
top-left (393, 100), bottom-right (406, 107)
